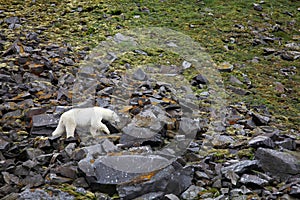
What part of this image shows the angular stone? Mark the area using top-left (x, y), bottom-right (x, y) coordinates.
top-left (79, 154), bottom-right (171, 186)
top-left (255, 148), bottom-right (300, 181)
top-left (275, 138), bottom-right (296, 150)
top-left (248, 135), bottom-right (275, 148)
top-left (31, 114), bottom-right (59, 136)
top-left (211, 134), bottom-right (235, 148)
top-left (120, 108), bottom-right (164, 147)
top-left (0, 138), bottom-right (9, 151)
top-left (2, 172), bottom-right (20, 185)
top-left (32, 114), bottom-right (58, 127)
top-left (102, 139), bottom-right (118, 153)
top-left (3, 109), bottom-right (22, 119)
top-left (195, 171), bottom-right (210, 179)
top-left (117, 163), bottom-right (193, 200)
top-left (224, 170), bottom-right (239, 185)
top-left (229, 75), bottom-right (243, 85)
top-left (22, 173), bottom-right (44, 187)
top-left (181, 185), bottom-right (205, 200)
top-left (55, 165), bottom-right (78, 179)
top-left (19, 188), bottom-right (74, 200)
top-left (240, 174), bottom-right (268, 187)
top-left (227, 85), bottom-right (250, 95)
top-left (193, 74), bottom-right (209, 85)
top-left (64, 143), bottom-right (76, 157)
top-left (221, 160), bottom-right (259, 175)
top-left (25, 148), bottom-right (44, 160)
top-left (251, 113), bottom-right (270, 125)
top-left (290, 184), bottom-right (300, 198)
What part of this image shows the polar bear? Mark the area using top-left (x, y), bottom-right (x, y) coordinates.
top-left (52, 107), bottom-right (120, 138)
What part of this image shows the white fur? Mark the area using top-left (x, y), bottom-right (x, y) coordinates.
top-left (52, 107), bottom-right (120, 138)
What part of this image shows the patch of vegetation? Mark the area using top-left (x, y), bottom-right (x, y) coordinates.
top-left (237, 148), bottom-right (255, 160)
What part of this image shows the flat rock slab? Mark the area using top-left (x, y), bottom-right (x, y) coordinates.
top-left (255, 148), bottom-right (300, 181)
top-left (79, 154), bottom-right (171, 185)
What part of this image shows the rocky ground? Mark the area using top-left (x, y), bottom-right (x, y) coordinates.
top-left (0, 0), bottom-right (300, 200)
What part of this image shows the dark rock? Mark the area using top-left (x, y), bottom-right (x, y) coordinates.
top-left (263, 48), bottom-right (276, 55)
top-left (34, 136), bottom-right (52, 149)
top-left (31, 114), bottom-right (58, 136)
top-left (221, 160), bottom-right (259, 175)
top-left (25, 148), bottom-right (44, 159)
top-left (71, 148), bottom-right (86, 161)
top-left (192, 74), bottom-right (209, 85)
top-left (290, 184), bottom-right (300, 198)
top-left (73, 177), bottom-right (89, 188)
top-left (0, 137), bottom-right (10, 151)
top-left (22, 160), bottom-right (37, 168)
top-left (248, 135), bottom-right (275, 148)
top-left (281, 53), bottom-right (295, 61)
top-left (18, 189), bottom-right (55, 200)
top-left (253, 3), bottom-right (263, 11)
top-left (276, 138), bottom-right (296, 150)
top-left (120, 108), bottom-right (164, 147)
top-left (22, 173), bottom-right (44, 187)
top-left (35, 153), bottom-right (54, 166)
top-left (19, 188), bottom-right (75, 200)
top-left (229, 75), bottom-right (243, 85)
top-left (240, 174), bottom-right (268, 187)
top-left (227, 85), bottom-right (250, 95)
top-left (0, 73), bottom-right (12, 82)
top-left (120, 126), bottom-right (162, 147)
top-left (64, 143), bottom-right (76, 157)
top-left (212, 177), bottom-right (222, 188)
top-left (14, 165), bottom-right (30, 176)
top-left (224, 170), bottom-right (239, 185)
top-left (53, 165), bottom-right (77, 179)
top-left (3, 109), bottom-right (22, 119)
top-left (80, 154), bottom-right (171, 185)
top-left (180, 185), bottom-right (204, 200)
top-left (211, 134), bottom-right (235, 148)
top-left (117, 162), bottom-right (193, 200)
top-left (195, 171), bottom-right (210, 179)
top-left (101, 138), bottom-right (119, 153)
top-left (255, 148), bottom-right (300, 181)
top-left (251, 112), bottom-right (270, 126)
top-left (2, 172), bottom-right (20, 185)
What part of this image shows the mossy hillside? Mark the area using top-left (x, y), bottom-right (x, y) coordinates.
top-left (0, 0), bottom-right (299, 130)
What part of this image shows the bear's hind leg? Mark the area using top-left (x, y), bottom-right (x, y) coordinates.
top-left (52, 118), bottom-right (65, 137)
top-left (65, 120), bottom-right (76, 138)
top-left (90, 126), bottom-right (98, 137)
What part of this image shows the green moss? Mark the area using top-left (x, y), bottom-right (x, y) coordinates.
top-left (237, 148), bottom-right (255, 160)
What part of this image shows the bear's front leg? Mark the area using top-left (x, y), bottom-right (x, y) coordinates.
top-left (95, 122), bottom-right (110, 135)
